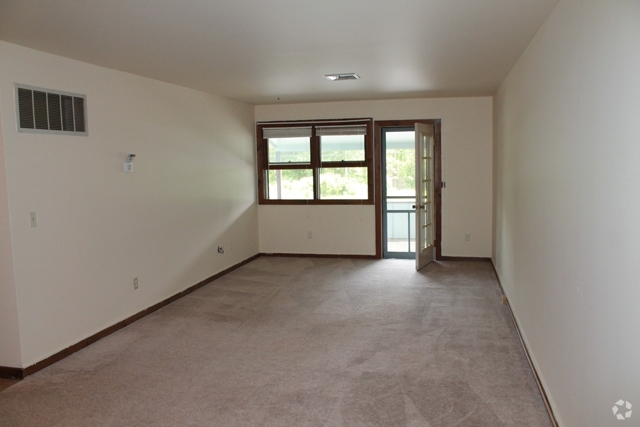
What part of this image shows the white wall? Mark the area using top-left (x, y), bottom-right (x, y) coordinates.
top-left (494, 1), bottom-right (640, 426)
top-left (0, 99), bottom-right (23, 368)
top-left (259, 205), bottom-right (375, 255)
top-left (0, 41), bottom-right (258, 368)
top-left (256, 97), bottom-right (493, 257)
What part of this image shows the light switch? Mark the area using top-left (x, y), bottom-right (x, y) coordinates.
top-left (29, 212), bottom-right (37, 228)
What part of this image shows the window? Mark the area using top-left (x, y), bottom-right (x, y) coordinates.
top-left (257, 119), bottom-right (373, 204)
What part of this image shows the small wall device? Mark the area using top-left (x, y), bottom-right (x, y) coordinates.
top-left (124, 154), bottom-right (136, 173)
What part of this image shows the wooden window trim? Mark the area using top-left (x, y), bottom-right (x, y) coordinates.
top-left (256, 119), bottom-right (374, 205)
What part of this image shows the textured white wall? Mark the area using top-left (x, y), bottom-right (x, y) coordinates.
top-left (256, 97), bottom-right (493, 257)
top-left (494, 1), bottom-right (640, 425)
top-left (0, 41), bottom-right (258, 367)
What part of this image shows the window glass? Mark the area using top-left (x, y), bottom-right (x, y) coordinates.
top-left (384, 131), bottom-right (415, 197)
top-left (319, 167), bottom-right (368, 199)
top-left (257, 120), bottom-right (372, 204)
top-left (268, 137), bottom-right (310, 164)
top-left (268, 169), bottom-right (313, 199)
top-left (320, 135), bottom-right (365, 162)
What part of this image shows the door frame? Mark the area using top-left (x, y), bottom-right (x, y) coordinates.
top-left (374, 120), bottom-right (442, 259)
top-left (381, 126), bottom-right (416, 259)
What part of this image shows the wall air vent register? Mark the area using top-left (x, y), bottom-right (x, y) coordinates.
top-left (324, 73), bottom-right (360, 81)
top-left (15, 84), bottom-right (87, 136)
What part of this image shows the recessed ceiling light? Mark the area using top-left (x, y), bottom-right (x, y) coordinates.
top-left (324, 73), bottom-right (360, 81)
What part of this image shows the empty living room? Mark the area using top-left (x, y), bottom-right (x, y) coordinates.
top-left (0, 1), bottom-right (638, 426)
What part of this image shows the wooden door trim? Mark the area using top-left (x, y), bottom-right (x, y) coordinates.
top-left (374, 120), bottom-right (442, 260)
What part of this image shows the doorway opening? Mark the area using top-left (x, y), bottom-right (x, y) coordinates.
top-left (382, 127), bottom-right (416, 259)
top-left (374, 120), bottom-right (442, 262)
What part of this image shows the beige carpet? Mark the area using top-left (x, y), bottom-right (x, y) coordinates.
top-left (0, 257), bottom-right (552, 426)
top-left (0, 380), bottom-right (17, 393)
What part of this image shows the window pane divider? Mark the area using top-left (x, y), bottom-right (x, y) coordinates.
top-left (320, 161), bottom-right (368, 168)
top-left (267, 163), bottom-right (312, 169)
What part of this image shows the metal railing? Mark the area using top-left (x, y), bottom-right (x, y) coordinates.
top-left (386, 196), bottom-right (415, 254)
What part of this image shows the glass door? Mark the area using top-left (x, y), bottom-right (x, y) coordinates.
top-left (415, 123), bottom-right (435, 270)
top-left (382, 128), bottom-right (416, 259)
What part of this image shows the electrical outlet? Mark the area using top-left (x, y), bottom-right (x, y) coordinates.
top-left (133, 278), bottom-right (138, 290)
top-left (218, 246), bottom-right (224, 254)
top-left (307, 231), bottom-right (312, 239)
top-left (464, 233), bottom-right (470, 242)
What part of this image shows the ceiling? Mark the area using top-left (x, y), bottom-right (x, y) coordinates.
top-left (0, 0), bottom-right (559, 105)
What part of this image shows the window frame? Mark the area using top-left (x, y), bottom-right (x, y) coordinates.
top-left (256, 119), bottom-right (374, 205)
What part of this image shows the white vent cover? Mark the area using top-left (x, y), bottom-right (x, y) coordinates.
top-left (324, 73), bottom-right (360, 81)
top-left (15, 84), bottom-right (87, 136)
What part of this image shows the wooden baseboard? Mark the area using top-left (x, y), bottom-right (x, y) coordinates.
top-left (261, 254), bottom-right (489, 262)
top-left (490, 260), bottom-right (559, 427)
top-left (438, 256), bottom-right (491, 262)
top-left (0, 366), bottom-right (24, 380)
top-left (260, 252), bottom-right (376, 259)
top-left (0, 254), bottom-right (260, 380)
top-left (489, 260), bottom-right (507, 295)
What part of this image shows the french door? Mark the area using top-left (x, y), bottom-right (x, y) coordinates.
top-left (376, 120), bottom-right (440, 262)
top-left (415, 123), bottom-right (435, 270)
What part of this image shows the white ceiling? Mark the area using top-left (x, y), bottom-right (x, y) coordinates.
top-left (0, 0), bottom-right (559, 105)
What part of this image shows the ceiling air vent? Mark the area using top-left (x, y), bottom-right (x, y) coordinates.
top-left (15, 84), bottom-right (88, 136)
top-left (324, 73), bottom-right (360, 81)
